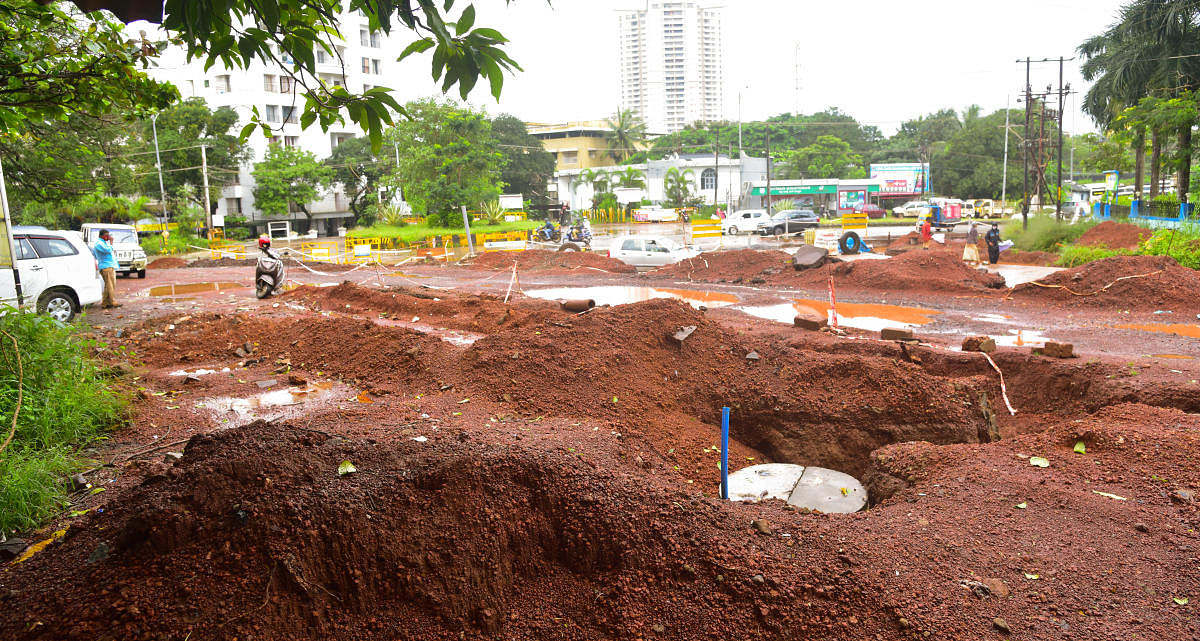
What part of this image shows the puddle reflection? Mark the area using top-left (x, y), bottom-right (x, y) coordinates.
top-left (738, 298), bottom-right (941, 331)
top-left (149, 282), bottom-right (246, 296)
top-left (525, 285), bottom-right (738, 309)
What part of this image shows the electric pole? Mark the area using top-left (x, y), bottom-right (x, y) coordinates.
top-left (1022, 57), bottom-right (1031, 230)
top-left (765, 128), bottom-right (772, 216)
top-left (1056, 56), bottom-right (1065, 220)
top-left (713, 125), bottom-right (719, 216)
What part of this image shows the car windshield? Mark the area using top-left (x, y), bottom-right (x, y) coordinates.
top-left (90, 229), bottom-right (138, 244)
top-left (652, 238), bottom-right (680, 252)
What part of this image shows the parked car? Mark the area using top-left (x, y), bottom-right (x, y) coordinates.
top-left (892, 200), bottom-right (926, 216)
top-left (757, 209), bottom-right (820, 236)
top-left (722, 209), bottom-right (769, 235)
top-left (1, 229), bottom-right (103, 322)
top-left (607, 235), bottom-right (699, 268)
top-left (81, 223), bottom-right (147, 278)
top-left (853, 203), bottom-right (886, 219)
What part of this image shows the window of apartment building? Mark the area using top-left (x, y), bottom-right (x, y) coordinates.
top-left (701, 169), bottom-right (716, 190)
top-left (226, 198), bottom-right (242, 214)
top-left (360, 29), bottom-right (370, 46)
top-left (283, 136), bottom-right (299, 147)
top-left (371, 59), bottom-right (381, 75)
top-left (213, 75), bottom-right (231, 93)
top-left (279, 76), bottom-right (293, 93)
top-left (265, 104), bottom-right (280, 123)
top-left (263, 74), bottom-right (277, 92)
top-left (268, 136), bottom-right (281, 145)
top-left (282, 106), bottom-right (298, 124)
top-left (362, 57), bottom-right (371, 74)
top-left (316, 49), bottom-right (329, 64)
top-left (560, 150), bottom-right (578, 165)
top-left (371, 32), bottom-right (380, 47)
top-left (331, 132), bottom-right (355, 148)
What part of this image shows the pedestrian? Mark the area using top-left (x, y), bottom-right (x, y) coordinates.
top-left (91, 229), bottom-right (120, 309)
top-left (963, 220), bottom-right (981, 266)
top-left (985, 222), bottom-right (1001, 265)
top-left (920, 217), bottom-right (933, 250)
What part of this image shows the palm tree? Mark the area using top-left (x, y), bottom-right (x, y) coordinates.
top-left (662, 167), bottom-right (694, 207)
top-left (614, 166), bottom-right (645, 189)
top-left (605, 109), bottom-right (647, 162)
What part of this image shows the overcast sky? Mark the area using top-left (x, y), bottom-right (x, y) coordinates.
top-left (433, 0), bottom-right (1126, 136)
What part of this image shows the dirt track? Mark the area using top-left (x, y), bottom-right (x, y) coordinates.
top-left (2, 251), bottom-right (1199, 640)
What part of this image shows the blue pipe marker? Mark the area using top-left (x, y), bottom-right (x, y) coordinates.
top-left (721, 407), bottom-right (730, 499)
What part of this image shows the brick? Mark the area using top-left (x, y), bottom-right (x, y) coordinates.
top-left (962, 336), bottom-right (997, 353)
top-left (880, 327), bottom-right (914, 341)
top-left (793, 312), bottom-right (827, 331)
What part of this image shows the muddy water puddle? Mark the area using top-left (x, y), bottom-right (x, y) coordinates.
top-left (169, 366), bottom-right (231, 377)
top-left (1149, 354), bottom-right (1194, 360)
top-left (1115, 323), bottom-right (1200, 340)
top-left (149, 282), bottom-right (246, 296)
top-left (990, 329), bottom-right (1050, 347)
top-left (526, 285), bottom-right (738, 309)
top-left (201, 381), bottom-right (345, 425)
top-left (739, 298), bottom-right (941, 331)
top-left (373, 317), bottom-right (483, 346)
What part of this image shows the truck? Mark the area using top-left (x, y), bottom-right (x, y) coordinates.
top-left (80, 223), bottom-right (148, 278)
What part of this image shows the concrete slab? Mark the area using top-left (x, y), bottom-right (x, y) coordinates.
top-left (786, 466), bottom-right (867, 513)
top-left (726, 463), bottom-right (806, 502)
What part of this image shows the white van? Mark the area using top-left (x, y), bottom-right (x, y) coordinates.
top-left (2, 229), bottom-right (103, 322)
top-left (722, 209), bottom-right (770, 235)
top-left (81, 223), bottom-right (148, 278)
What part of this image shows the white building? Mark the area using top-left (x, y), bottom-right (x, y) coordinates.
top-left (617, 2), bottom-right (723, 134)
top-left (141, 12), bottom-right (409, 236)
top-left (553, 154), bottom-right (767, 211)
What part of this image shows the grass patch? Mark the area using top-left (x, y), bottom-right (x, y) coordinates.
top-left (817, 216), bottom-right (917, 228)
top-left (1003, 216), bottom-right (1097, 253)
top-left (348, 220), bottom-right (539, 243)
top-left (1055, 244), bottom-right (1134, 267)
top-left (1138, 224), bottom-right (1200, 269)
top-left (0, 311), bottom-right (125, 533)
top-left (140, 233), bottom-right (206, 256)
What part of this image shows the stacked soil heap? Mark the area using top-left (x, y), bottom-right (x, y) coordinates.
top-left (646, 249), bottom-right (794, 282)
top-left (785, 251), bottom-right (1005, 294)
top-left (466, 249), bottom-right (636, 273)
top-left (1009, 255), bottom-right (1200, 312)
top-left (1076, 221), bottom-right (1152, 250)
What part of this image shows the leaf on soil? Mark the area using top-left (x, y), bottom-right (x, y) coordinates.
top-left (337, 460), bottom-right (357, 476)
top-left (457, 398), bottom-right (470, 404)
top-left (88, 487), bottom-right (105, 495)
top-left (356, 391), bottom-right (374, 403)
top-left (1024, 573), bottom-right (1040, 580)
top-left (1029, 456), bottom-right (1050, 468)
top-left (1015, 502), bottom-right (1027, 509)
top-left (13, 528), bottom-right (69, 564)
top-left (1074, 440), bottom-right (1087, 454)
top-left (1174, 597), bottom-right (1189, 605)
top-left (68, 509), bottom-right (91, 518)
top-left (612, 396), bottom-right (618, 404)
top-left (1093, 490), bottom-right (1127, 501)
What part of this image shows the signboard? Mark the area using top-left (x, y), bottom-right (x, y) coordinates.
top-left (750, 183), bottom-right (882, 196)
top-left (838, 189), bottom-right (866, 211)
top-left (1102, 171), bottom-right (1120, 203)
top-left (498, 193), bottom-right (524, 210)
top-left (869, 163), bottom-right (930, 196)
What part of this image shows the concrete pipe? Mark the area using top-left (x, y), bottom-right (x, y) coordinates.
top-left (561, 299), bottom-right (595, 312)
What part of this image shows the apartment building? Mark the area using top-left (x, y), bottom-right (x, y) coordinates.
top-left (143, 12), bottom-right (407, 236)
top-left (617, 2), bottom-right (723, 134)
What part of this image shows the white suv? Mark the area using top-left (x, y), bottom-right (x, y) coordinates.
top-left (81, 223), bottom-right (147, 278)
top-left (722, 209), bottom-right (769, 235)
top-left (2, 229), bottom-right (103, 322)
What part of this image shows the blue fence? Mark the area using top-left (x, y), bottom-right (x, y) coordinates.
top-left (1092, 201), bottom-right (1196, 228)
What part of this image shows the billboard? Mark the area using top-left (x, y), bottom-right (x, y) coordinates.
top-left (869, 163), bottom-right (930, 196)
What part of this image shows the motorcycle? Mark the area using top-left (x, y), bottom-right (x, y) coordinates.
top-left (533, 224), bottom-right (561, 243)
top-left (564, 224), bottom-right (592, 247)
top-left (255, 246), bottom-right (286, 299)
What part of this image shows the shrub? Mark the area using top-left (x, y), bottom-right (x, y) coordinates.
top-left (1002, 216), bottom-right (1097, 253)
top-left (1055, 244), bottom-right (1134, 267)
top-left (0, 311), bottom-right (125, 532)
top-left (1138, 225), bottom-right (1200, 269)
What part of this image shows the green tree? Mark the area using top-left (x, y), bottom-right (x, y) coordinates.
top-left (251, 144), bottom-right (334, 229)
top-left (389, 98), bottom-right (503, 224)
top-left (574, 168), bottom-right (612, 206)
top-left (933, 109), bottom-right (1023, 199)
top-left (613, 166), bottom-right (646, 189)
top-left (491, 114), bottom-right (555, 206)
top-left (662, 167), bottom-right (694, 207)
top-left (777, 135), bottom-right (863, 179)
top-left (0, 1), bottom-right (176, 130)
top-left (1073, 133), bottom-right (1134, 176)
top-left (129, 98), bottom-right (249, 216)
top-left (605, 109), bottom-right (647, 162)
top-left (326, 136), bottom-right (397, 225)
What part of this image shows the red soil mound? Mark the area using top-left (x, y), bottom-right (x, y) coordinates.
top-left (1010, 254), bottom-right (1200, 312)
top-left (285, 281), bottom-right (565, 332)
top-left (1076, 220), bottom-right (1151, 250)
top-left (646, 249), bottom-right (794, 281)
top-left (146, 257), bottom-right (186, 269)
top-left (466, 249), bottom-right (635, 273)
top-left (998, 249), bottom-right (1058, 266)
top-left (884, 230), bottom-right (943, 255)
top-left (787, 250), bottom-right (1005, 294)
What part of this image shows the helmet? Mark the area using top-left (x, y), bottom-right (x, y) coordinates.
top-left (258, 235), bottom-right (271, 249)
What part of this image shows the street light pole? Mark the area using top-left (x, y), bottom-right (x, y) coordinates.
top-left (151, 113), bottom-right (168, 231)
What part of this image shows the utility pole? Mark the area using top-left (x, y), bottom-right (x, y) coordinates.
top-left (713, 125), bottom-right (719, 216)
top-left (1001, 95), bottom-right (1010, 206)
top-left (1056, 56), bottom-right (1065, 220)
top-left (200, 144), bottom-right (212, 237)
top-left (765, 128), bottom-right (772, 216)
top-left (0, 156), bottom-right (23, 307)
top-left (1022, 57), bottom-right (1031, 230)
top-left (151, 113), bottom-right (168, 232)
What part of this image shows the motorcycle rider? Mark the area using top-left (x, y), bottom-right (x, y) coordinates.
top-left (538, 219), bottom-right (557, 242)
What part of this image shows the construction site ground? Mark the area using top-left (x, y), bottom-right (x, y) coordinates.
top-left (2, 248), bottom-right (1198, 641)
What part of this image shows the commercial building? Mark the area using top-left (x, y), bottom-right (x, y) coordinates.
top-left (141, 12), bottom-right (409, 236)
top-left (617, 2), bottom-right (723, 134)
top-left (527, 121), bottom-right (622, 172)
top-left (749, 179), bottom-right (885, 217)
top-left (552, 153), bottom-right (768, 211)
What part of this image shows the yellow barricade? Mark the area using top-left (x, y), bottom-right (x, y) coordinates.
top-left (209, 243), bottom-right (245, 260)
top-left (346, 236), bottom-right (382, 250)
top-left (690, 219), bottom-right (722, 240)
top-left (841, 212), bottom-right (869, 231)
top-left (479, 231), bottom-right (528, 252)
top-left (301, 241), bottom-right (340, 264)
